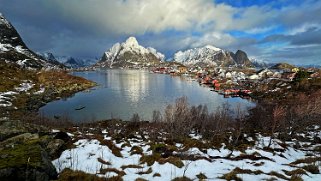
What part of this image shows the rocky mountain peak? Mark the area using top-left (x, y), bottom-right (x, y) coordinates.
top-left (0, 12), bottom-right (62, 69)
top-left (232, 50), bottom-right (253, 67)
top-left (97, 36), bottom-right (164, 68)
top-left (123, 36), bottom-right (139, 47)
top-left (173, 45), bottom-right (253, 67)
top-left (204, 45), bottom-right (221, 51)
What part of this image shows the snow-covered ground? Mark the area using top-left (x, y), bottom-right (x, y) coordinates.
top-left (0, 81), bottom-right (42, 107)
top-left (53, 129), bottom-right (321, 180)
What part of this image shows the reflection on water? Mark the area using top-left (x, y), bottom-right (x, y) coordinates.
top-left (40, 69), bottom-right (255, 122)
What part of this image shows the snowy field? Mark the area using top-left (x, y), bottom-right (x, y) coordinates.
top-left (53, 128), bottom-right (321, 180)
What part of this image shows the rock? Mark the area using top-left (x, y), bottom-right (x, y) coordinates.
top-left (0, 133), bottom-right (39, 149)
top-left (0, 141), bottom-right (57, 180)
top-left (46, 139), bottom-right (65, 158)
top-left (54, 131), bottom-right (71, 142)
top-left (0, 120), bottom-right (29, 141)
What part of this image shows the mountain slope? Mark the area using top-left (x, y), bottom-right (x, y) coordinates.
top-left (173, 45), bottom-right (253, 67)
top-left (0, 13), bottom-right (60, 69)
top-left (97, 37), bottom-right (164, 68)
top-left (231, 50), bottom-right (253, 67)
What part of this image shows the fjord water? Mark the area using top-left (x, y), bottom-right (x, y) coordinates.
top-left (40, 69), bottom-right (255, 122)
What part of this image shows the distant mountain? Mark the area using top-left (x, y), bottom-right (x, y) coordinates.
top-left (0, 13), bottom-right (61, 69)
top-left (63, 57), bottom-right (97, 68)
top-left (270, 62), bottom-right (296, 70)
top-left (232, 50), bottom-right (253, 67)
top-left (97, 37), bottom-right (165, 68)
top-left (173, 45), bottom-right (253, 67)
top-left (250, 58), bottom-right (270, 68)
top-left (38, 52), bottom-right (97, 68)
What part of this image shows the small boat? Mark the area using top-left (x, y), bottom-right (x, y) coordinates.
top-left (54, 115), bottom-right (60, 119)
top-left (75, 106), bottom-right (86, 110)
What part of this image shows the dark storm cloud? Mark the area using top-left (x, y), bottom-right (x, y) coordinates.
top-left (261, 27), bottom-right (321, 46)
top-left (279, 0), bottom-right (321, 27)
top-left (0, 0), bottom-right (122, 58)
top-left (261, 44), bottom-right (321, 65)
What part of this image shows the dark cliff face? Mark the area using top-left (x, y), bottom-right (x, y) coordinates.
top-left (0, 13), bottom-right (63, 69)
top-left (232, 50), bottom-right (253, 67)
top-left (0, 14), bottom-right (43, 68)
top-left (0, 14), bottom-right (27, 48)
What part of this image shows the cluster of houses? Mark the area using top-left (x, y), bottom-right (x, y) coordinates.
top-left (152, 64), bottom-right (321, 98)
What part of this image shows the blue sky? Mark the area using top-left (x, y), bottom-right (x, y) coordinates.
top-left (0, 0), bottom-right (321, 65)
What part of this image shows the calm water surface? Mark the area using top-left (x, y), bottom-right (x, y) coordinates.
top-left (40, 69), bottom-right (255, 122)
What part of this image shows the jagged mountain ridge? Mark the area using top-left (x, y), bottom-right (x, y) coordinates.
top-left (0, 13), bottom-right (61, 69)
top-left (38, 52), bottom-right (97, 68)
top-left (250, 58), bottom-right (270, 68)
top-left (173, 45), bottom-right (253, 67)
top-left (97, 37), bottom-right (165, 68)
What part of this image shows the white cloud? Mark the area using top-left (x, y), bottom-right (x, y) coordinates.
top-left (245, 26), bottom-right (275, 34)
top-left (50, 0), bottom-right (235, 35)
top-left (287, 23), bottom-right (321, 35)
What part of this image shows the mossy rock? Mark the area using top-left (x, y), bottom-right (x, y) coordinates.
top-left (0, 140), bottom-right (57, 180)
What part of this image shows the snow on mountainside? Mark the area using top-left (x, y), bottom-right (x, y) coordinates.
top-left (173, 45), bottom-right (253, 67)
top-left (97, 37), bottom-right (164, 68)
top-left (250, 58), bottom-right (270, 68)
top-left (63, 57), bottom-right (97, 68)
top-left (0, 13), bottom-right (61, 69)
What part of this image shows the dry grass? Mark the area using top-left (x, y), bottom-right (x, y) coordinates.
top-left (283, 168), bottom-right (307, 177)
top-left (220, 167), bottom-right (264, 181)
top-left (171, 176), bottom-right (193, 181)
top-left (139, 154), bottom-right (161, 166)
top-left (57, 168), bottom-right (106, 181)
top-left (120, 164), bottom-right (143, 170)
top-left (136, 167), bottom-right (153, 175)
top-left (290, 157), bottom-right (321, 165)
top-left (153, 173), bottom-right (161, 177)
top-left (100, 139), bottom-right (123, 158)
top-left (99, 168), bottom-right (126, 177)
top-left (196, 172), bottom-right (207, 180)
top-left (97, 157), bottom-right (111, 165)
top-left (130, 145), bottom-right (143, 155)
top-left (302, 164), bottom-right (320, 174)
top-left (158, 156), bottom-right (184, 168)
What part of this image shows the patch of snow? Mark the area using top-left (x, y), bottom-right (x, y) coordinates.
top-left (16, 59), bottom-right (29, 67)
top-left (0, 13), bottom-right (11, 28)
top-left (53, 132), bottom-right (321, 180)
top-left (34, 87), bottom-right (45, 94)
top-left (15, 82), bottom-right (34, 92)
top-left (0, 91), bottom-right (17, 107)
top-left (52, 129), bottom-right (60, 133)
top-left (15, 45), bottom-right (27, 54)
top-left (173, 45), bottom-right (226, 65)
top-left (0, 43), bottom-right (11, 52)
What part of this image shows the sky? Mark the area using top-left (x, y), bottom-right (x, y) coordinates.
top-left (0, 0), bottom-right (321, 65)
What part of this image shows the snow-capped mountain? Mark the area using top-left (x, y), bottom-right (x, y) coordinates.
top-left (173, 45), bottom-right (253, 67)
top-left (97, 37), bottom-right (165, 68)
top-left (0, 13), bottom-right (61, 69)
top-left (250, 58), bottom-right (270, 68)
top-left (62, 57), bottom-right (97, 68)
